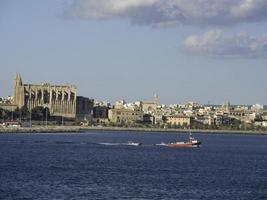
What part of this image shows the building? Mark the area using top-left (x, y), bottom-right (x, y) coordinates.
top-left (165, 115), bottom-right (191, 126)
top-left (93, 106), bottom-right (109, 119)
top-left (114, 100), bottom-right (126, 109)
top-left (108, 108), bottom-right (143, 124)
top-left (76, 96), bottom-right (94, 120)
top-left (143, 113), bottom-right (155, 124)
top-left (254, 121), bottom-right (267, 127)
top-left (193, 115), bottom-right (214, 126)
top-left (13, 73), bottom-right (77, 118)
top-left (214, 114), bottom-right (240, 126)
top-left (154, 114), bottom-right (164, 125)
top-left (142, 95), bottom-right (158, 113)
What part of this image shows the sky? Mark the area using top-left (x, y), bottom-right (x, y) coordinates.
top-left (0, 0), bottom-right (267, 105)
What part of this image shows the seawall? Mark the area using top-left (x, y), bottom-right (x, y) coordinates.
top-left (0, 126), bottom-right (267, 135)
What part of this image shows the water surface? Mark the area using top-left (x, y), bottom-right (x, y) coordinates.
top-left (0, 132), bottom-right (266, 199)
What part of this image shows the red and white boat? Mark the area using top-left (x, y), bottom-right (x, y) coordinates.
top-left (166, 132), bottom-right (201, 148)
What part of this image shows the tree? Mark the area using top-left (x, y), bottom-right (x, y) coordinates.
top-left (20, 106), bottom-right (30, 120)
top-left (0, 108), bottom-right (11, 121)
top-left (31, 106), bottom-right (50, 121)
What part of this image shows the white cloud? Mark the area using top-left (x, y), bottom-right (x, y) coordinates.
top-left (70, 0), bottom-right (158, 20)
top-left (69, 0), bottom-right (267, 26)
top-left (183, 29), bottom-right (267, 58)
top-left (68, 0), bottom-right (267, 59)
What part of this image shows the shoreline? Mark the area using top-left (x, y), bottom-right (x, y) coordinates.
top-left (0, 126), bottom-right (267, 135)
top-left (82, 126), bottom-right (267, 135)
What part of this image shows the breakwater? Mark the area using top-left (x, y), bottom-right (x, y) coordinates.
top-left (1, 126), bottom-right (267, 135)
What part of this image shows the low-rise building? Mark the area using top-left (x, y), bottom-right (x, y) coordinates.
top-left (251, 104), bottom-right (264, 113)
top-left (193, 115), bottom-right (214, 126)
top-left (254, 121), bottom-right (267, 127)
top-left (93, 106), bottom-right (109, 119)
top-left (114, 100), bottom-right (126, 109)
top-left (214, 114), bottom-right (240, 127)
top-left (108, 108), bottom-right (143, 124)
top-left (143, 113), bottom-right (155, 124)
top-left (165, 115), bottom-right (191, 126)
top-left (154, 114), bottom-right (164, 125)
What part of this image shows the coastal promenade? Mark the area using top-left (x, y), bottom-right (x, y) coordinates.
top-left (0, 126), bottom-right (267, 135)
top-left (0, 126), bottom-right (82, 133)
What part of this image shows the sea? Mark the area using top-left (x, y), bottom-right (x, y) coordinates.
top-left (0, 131), bottom-right (266, 200)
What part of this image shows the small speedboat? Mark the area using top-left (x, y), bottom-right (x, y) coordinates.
top-left (127, 141), bottom-right (142, 146)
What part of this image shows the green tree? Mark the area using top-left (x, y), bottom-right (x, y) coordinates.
top-left (31, 106), bottom-right (50, 121)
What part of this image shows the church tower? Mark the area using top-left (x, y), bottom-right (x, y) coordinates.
top-left (13, 73), bottom-right (25, 109)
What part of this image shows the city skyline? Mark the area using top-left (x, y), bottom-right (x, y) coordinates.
top-left (1, 73), bottom-right (266, 107)
top-left (0, 0), bottom-right (267, 105)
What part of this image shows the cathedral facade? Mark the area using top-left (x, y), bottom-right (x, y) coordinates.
top-left (13, 74), bottom-right (77, 118)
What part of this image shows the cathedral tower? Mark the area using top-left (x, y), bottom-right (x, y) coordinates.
top-left (13, 73), bottom-right (25, 109)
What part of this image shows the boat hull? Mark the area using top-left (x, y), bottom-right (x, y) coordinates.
top-left (167, 142), bottom-right (201, 148)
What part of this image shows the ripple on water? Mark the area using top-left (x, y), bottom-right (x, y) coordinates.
top-left (0, 132), bottom-right (266, 199)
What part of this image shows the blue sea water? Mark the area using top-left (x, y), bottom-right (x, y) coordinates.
top-left (0, 131), bottom-right (266, 200)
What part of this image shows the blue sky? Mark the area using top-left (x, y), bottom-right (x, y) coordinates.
top-left (0, 0), bottom-right (267, 105)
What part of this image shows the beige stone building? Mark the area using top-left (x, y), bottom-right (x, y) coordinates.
top-left (142, 101), bottom-right (157, 113)
top-left (142, 94), bottom-right (158, 113)
top-left (13, 74), bottom-right (77, 118)
top-left (108, 108), bottom-right (143, 124)
top-left (165, 115), bottom-right (191, 126)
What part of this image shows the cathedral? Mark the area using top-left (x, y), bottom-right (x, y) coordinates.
top-left (13, 74), bottom-right (77, 118)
